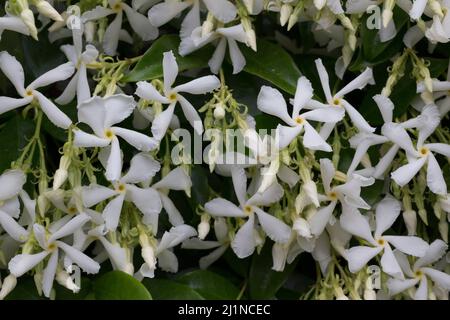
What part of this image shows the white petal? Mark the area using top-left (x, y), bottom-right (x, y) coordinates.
top-left (0, 210), bottom-right (28, 242)
top-left (314, 58), bottom-right (333, 102)
top-left (28, 62), bottom-right (75, 90)
top-left (105, 136), bottom-right (122, 182)
top-left (122, 4), bottom-right (158, 41)
top-left (414, 239), bottom-right (448, 269)
top-left (97, 236), bottom-right (128, 271)
top-left (33, 91), bottom-right (72, 129)
top-left (427, 143), bottom-right (450, 157)
top-left (163, 50), bottom-right (178, 91)
top-left (147, 1), bottom-right (189, 27)
top-left (335, 68), bottom-right (374, 98)
top-left (409, 0), bottom-right (427, 20)
top-left (384, 235), bottom-right (429, 257)
top-left (56, 241), bottom-right (100, 274)
top-left (103, 94), bottom-right (136, 128)
top-left (257, 86), bottom-right (295, 125)
top-left (345, 246), bottom-right (382, 273)
top-left (391, 157), bottom-right (427, 187)
top-left (231, 214), bottom-right (256, 258)
top-left (381, 245), bottom-right (405, 279)
top-left (303, 122), bottom-right (332, 152)
top-left (228, 38), bottom-right (246, 74)
top-left (42, 250), bottom-right (58, 297)
top-left (293, 77), bottom-right (313, 117)
top-left (152, 167), bottom-right (191, 191)
top-left (76, 65), bottom-right (91, 104)
top-left (301, 107), bottom-right (345, 123)
top-left (49, 213), bottom-right (91, 243)
top-left (135, 81), bottom-right (169, 103)
top-left (199, 245), bottom-right (228, 269)
top-left (320, 158), bottom-right (335, 194)
top-left (208, 38), bottom-right (227, 74)
top-left (127, 185), bottom-right (162, 216)
top-left (102, 194), bottom-right (125, 231)
top-left (174, 76), bottom-right (220, 95)
top-left (277, 124), bottom-right (303, 149)
top-left (159, 193), bottom-right (184, 226)
top-left (340, 208), bottom-right (376, 244)
top-left (374, 195), bottom-right (401, 238)
top-left (414, 276), bottom-right (428, 300)
top-left (254, 207), bottom-right (291, 243)
top-left (341, 100), bottom-right (375, 133)
top-left (151, 103), bottom-right (175, 141)
top-left (231, 167), bottom-right (247, 207)
top-left (112, 126), bottom-right (157, 152)
top-left (73, 130), bottom-right (110, 148)
top-left (0, 51), bottom-right (26, 95)
top-left (180, 1), bottom-right (200, 39)
top-left (0, 96), bottom-right (31, 114)
top-left (203, 0), bottom-right (237, 23)
top-left (204, 198), bottom-right (244, 217)
top-left (55, 72), bottom-right (78, 105)
top-left (309, 201), bottom-right (337, 236)
top-left (8, 251), bottom-right (49, 277)
top-left (277, 164), bottom-right (300, 188)
top-left (388, 278), bottom-right (418, 296)
top-left (427, 153), bottom-right (447, 195)
top-left (0, 170), bottom-right (26, 201)
top-left (373, 94), bottom-right (393, 123)
top-left (121, 153), bottom-right (160, 184)
top-left (102, 12), bottom-right (122, 55)
top-left (177, 95), bottom-right (204, 134)
top-left (82, 184), bottom-right (117, 207)
top-left (157, 224), bottom-right (197, 252)
top-left (247, 181), bottom-right (284, 206)
top-left (422, 268), bottom-right (450, 290)
top-left (81, 6), bottom-right (114, 21)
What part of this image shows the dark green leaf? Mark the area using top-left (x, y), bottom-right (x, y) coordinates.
top-left (93, 271), bottom-right (152, 300)
top-left (143, 279), bottom-right (204, 300)
top-left (241, 39), bottom-right (302, 95)
top-left (122, 35), bottom-right (213, 83)
top-left (176, 270), bottom-right (240, 300)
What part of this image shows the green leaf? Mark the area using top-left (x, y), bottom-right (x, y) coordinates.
top-left (143, 279), bottom-right (204, 300)
top-left (0, 116), bottom-right (35, 172)
top-left (122, 35), bottom-right (213, 83)
top-left (93, 271), bottom-right (152, 300)
top-left (249, 242), bottom-right (298, 299)
top-left (176, 270), bottom-right (240, 300)
top-left (54, 277), bottom-right (92, 300)
top-left (241, 39), bottom-right (302, 95)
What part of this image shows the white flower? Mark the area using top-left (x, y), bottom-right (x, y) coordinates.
top-left (56, 32), bottom-right (99, 106)
top-left (82, 0), bottom-right (158, 55)
top-left (0, 51), bottom-right (74, 129)
top-left (384, 105), bottom-right (450, 195)
top-left (182, 217), bottom-right (230, 269)
top-left (257, 77), bottom-right (345, 151)
top-left (81, 152), bottom-right (163, 231)
top-left (310, 58), bottom-right (375, 138)
top-left (8, 219), bottom-right (100, 298)
top-left (135, 50), bottom-right (220, 138)
top-left (73, 94), bottom-right (158, 181)
top-left (342, 195), bottom-right (429, 278)
top-left (0, 15), bottom-right (30, 40)
top-left (180, 24), bottom-right (249, 74)
top-left (136, 224), bottom-right (197, 279)
top-left (204, 167), bottom-right (291, 258)
top-left (388, 240), bottom-right (450, 300)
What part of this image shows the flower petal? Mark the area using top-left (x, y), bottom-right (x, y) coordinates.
top-left (0, 210), bottom-right (28, 242)
top-left (177, 94), bottom-right (203, 134)
top-left (374, 195), bottom-right (401, 238)
top-left (151, 103), bottom-right (175, 141)
top-left (345, 246), bottom-right (382, 273)
top-left (56, 241), bottom-right (100, 274)
top-left (203, 0), bottom-right (237, 23)
top-left (174, 76), bottom-right (220, 94)
top-left (73, 130), bottom-right (110, 148)
top-left (0, 170), bottom-right (26, 201)
top-left (147, 1), bottom-right (189, 27)
top-left (159, 192), bottom-right (184, 226)
top-left (414, 239), bottom-right (448, 269)
top-left (102, 193), bottom-right (125, 231)
top-left (257, 86), bottom-right (295, 125)
top-left (231, 214), bottom-right (256, 258)
top-left (33, 91), bottom-right (72, 129)
top-left (383, 235), bottom-right (429, 257)
top-left (426, 153), bottom-right (447, 195)
top-left (105, 136), bottom-right (123, 182)
top-left (42, 250), bottom-right (58, 297)
top-left (163, 50), bottom-right (178, 91)
top-left (122, 3), bottom-right (158, 41)
top-left (381, 244), bottom-right (405, 279)
top-left (0, 51), bottom-right (26, 95)
top-left (391, 157), bottom-right (427, 187)
top-left (28, 62), bottom-right (75, 90)
top-left (340, 208), bottom-right (376, 244)
top-left (112, 126), bottom-right (157, 152)
top-left (205, 198), bottom-right (244, 217)
top-left (152, 167), bottom-right (192, 191)
top-left (102, 12), bottom-right (122, 55)
top-left (135, 81), bottom-right (169, 103)
top-left (254, 207), bottom-right (291, 243)
top-left (9, 251), bottom-right (49, 277)
top-left (121, 153), bottom-right (160, 184)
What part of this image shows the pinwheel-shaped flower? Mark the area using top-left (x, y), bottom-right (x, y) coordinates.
top-left (257, 77), bottom-right (345, 151)
top-left (135, 50), bottom-right (220, 138)
top-left (8, 218), bottom-right (100, 297)
top-left (341, 195), bottom-right (429, 278)
top-left (82, 0), bottom-right (158, 55)
top-left (387, 240), bottom-right (450, 300)
top-left (73, 94), bottom-right (157, 181)
top-left (310, 58), bottom-right (375, 138)
top-left (384, 104), bottom-right (450, 195)
top-left (0, 51), bottom-right (74, 129)
top-left (205, 167), bottom-right (291, 258)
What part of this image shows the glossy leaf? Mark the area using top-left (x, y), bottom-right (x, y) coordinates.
top-left (143, 279), bottom-right (204, 300)
top-left (93, 271), bottom-right (152, 300)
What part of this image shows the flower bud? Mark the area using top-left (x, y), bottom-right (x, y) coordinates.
top-left (213, 103), bottom-right (225, 120)
top-left (198, 214), bottom-right (211, 240)
top-left (302, 180), bottom-right (319, 208)
top-left (402, 209), bottom-right (417, 235)
top-left (35, 0), bottom-right (63, 22)
top-left (246, 29), bottom-right (257, 51)
top-left (293, 217), bottom-right (312, 238)
top-left (382, 9), bottom-right (393, 28)
top-left (84, 21), bottom-right (96, 43)
top-left (56, 270), bottom-right (80, 293)
top-left (0, 275), bottom-right (17, 300)
top-left (53, 155), bottom-right (71, 190)
top-left (335, 287), bottom-right (349, 300)
top-left (280, 4), bottom-right (292, 26)
top-left (20, 8), bottom-right (38, 40)
top-left (272, 243), bottom-right (288, 271)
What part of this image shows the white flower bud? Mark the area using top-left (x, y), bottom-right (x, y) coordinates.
top-left (20, 8), bottom-right (38, 40)
top-left (213, 104), bottom-right (225, 120)
top-left (53, 155), bottom-right (71, 190)
top-left (403, 209), bottom-right (417, 235)
top-left (439, 220), bottom-right (448, 243)
top-left (246, 29), bottom-right (257, 51)
top-left (84, 21), bottom-right (96, 43)
top-left (280, 4), bottom-right (292, 26)
top-left (35, 0), bottom-right (63, 22)
top-left (142, 246), bottom-right (156, 270)
top-left (0, 275), bottom-right (17, 300)
top-left (37, 194), bottom-right (49, 216)
top-left (123, 262), bottom-right (134, 275)
top-left (302, 180), bottom-right (319, 208)
top-left (272, 243), bottom-right (288, 272)
top-left (335, 287), bottom-right (349, 300)
top-left (56, 270), bottom-right (80, 293)
top-left (293, 217), bottom-right (312, 239)
top-left (314, 0), bottom-right (327, 10)
top-left (198, 215), bottom-right (211, 240)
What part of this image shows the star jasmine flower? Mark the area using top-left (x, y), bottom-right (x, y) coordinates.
top-left (73, 94), bottom-right (158, 181)
top-left (136, 224), bottom-right (197, 279)
top-left (341, 195), bottom-right (429, 278)
top-left (180, 24), bottom-right (249, 74)
top-left (0, 51), bottom-right (74, 129)
top-left (56, 33), bottom-right (99, 106)
top-left (135, 50), bottom-right (220, 138)
top-left (310, 58), bottom-right (375, 138)
top-left (204, 167), bottom-right (291, 258)
top-left (182, 217), bottom-right (230, 269)
top-left (8, 219), bottom-right (100, 298)
top-left (81, 152), bottom-right (163, 231)
top-left (81, 0), bottom-right (158, 55)
top-left (388, 240), bottom-right (450, 300)
top-left (257, 76), bottom-right (345, 151)
top-left (384, 105), bottom-right (450, 194)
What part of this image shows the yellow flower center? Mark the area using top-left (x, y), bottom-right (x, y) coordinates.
top-left (419, 147), bottom-right (429, 157)
top-left (332, 98), bottom-right (342, 107)
top-left (244, 205), bottom-right (253, 215)
top-left (68, 206), bottom-right (77, 215)
top-left (377, 238), bottom-right (386, 246)
top-left (415, 270), bottom-right (423, 278)
top-left (25, 89), bottom-right (33, 97)
top-left (168, 92), bottom-right (177, 102)
top-left (47, 243), bottom-right (57, 251)
top-left (112, 3), bottom-right (122, 12)
top-left (116, 183), bottom-right (126, 192)
top-left (295, 117), bottom-right (304, 125)
top-left (104, 129), bottom-right (114, 139)
top-left (328, 191), bottom-right (338, 201)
